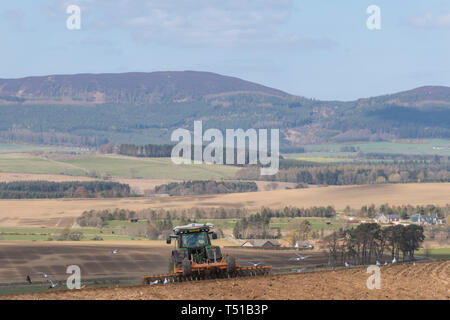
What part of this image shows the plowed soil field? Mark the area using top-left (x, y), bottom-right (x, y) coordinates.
top-left (3, 261), bottom-right (449, 300)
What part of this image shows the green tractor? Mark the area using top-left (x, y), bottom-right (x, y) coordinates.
top-left (166, 223), bottom-right (236, 278)
top-left (142, 223), bottom-right (272, 284)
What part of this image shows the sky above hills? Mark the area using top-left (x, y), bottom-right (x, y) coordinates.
top-left (1, 0), bottom-right (449, 100)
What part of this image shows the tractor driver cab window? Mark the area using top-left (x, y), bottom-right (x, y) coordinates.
top-left (181, 232), bottom-right (209, 248)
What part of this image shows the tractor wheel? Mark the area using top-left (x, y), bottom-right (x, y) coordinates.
top-left (226, 255), bottom-right (236, 273)
top-left (182, 259), bottom-right (192, 277)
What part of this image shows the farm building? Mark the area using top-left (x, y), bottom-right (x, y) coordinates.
top-left (374, 214), bottom-right (400, 224)
top-left (241, 240), bottom-right (281, 248)
top-left (410, 214), bottom-right (440, 225)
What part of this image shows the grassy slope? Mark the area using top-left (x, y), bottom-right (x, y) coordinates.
top-left (416, 247), bottom-right (450, 260)
top-left (0, 153), bottom-right (86, 175)
top-left (284, 139), bottom-right (450, 163)
top-left (62, 155), bottom-right (239, 179)
top-left (0, 153), bottom-right (239, 180)
top-left (0, 143), bottom-right (82, 154)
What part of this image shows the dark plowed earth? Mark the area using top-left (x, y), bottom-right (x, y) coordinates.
top-left (0, 243), bottom-right (326, 283)
top-left (4, 261), bottom-right (449, 300)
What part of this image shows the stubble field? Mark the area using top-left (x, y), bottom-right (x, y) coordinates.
top-left (0, 183), bottom-right (448, 228)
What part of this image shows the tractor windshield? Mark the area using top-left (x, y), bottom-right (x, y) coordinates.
top-left (180, 231), bottom-right (210, 248)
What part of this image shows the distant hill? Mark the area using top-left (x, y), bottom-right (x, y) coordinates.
top-left (356, 86), bottom-right (450, 108)
top-left (0, 71), bottom-right (292, 105)
top-left (0, 71), bottom-right (448, 147)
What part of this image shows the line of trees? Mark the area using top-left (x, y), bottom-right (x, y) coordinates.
top-left (153, 180), bottom-right (257, 196)
top-left (77, 206), bottom-right (336, 229)
top-left (77, 207), bottom-right (253, 227)
top-left (0, 128), bottom-right (106, 147)
top-left (77, 209), bottom-right (138, 227)
top-left (358, 153), bottom-right (448, 163)
top-left (117, 144), bottom-right (174, 157)
top-left (324, 223), bottom-right (425, 266)
top-left (0, 181), bottom-right (131, 199)
top-left (257, 206), bottom-right (336, 219)
top-left (237, 162), bottom-right (450, 185)
top-left (355, 204), bottom-right (450, 219)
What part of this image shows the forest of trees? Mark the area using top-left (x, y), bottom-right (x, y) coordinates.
top-left (153, 180), bottom-right (258, 196)
top-left (327, 105), bottom-right (450, 140)
top-left (324, 223), bottom-right (425, 266)
top-left (237, 161), bottom-right (450, 185)
top-left (0, 181), bottom-right (131, 199)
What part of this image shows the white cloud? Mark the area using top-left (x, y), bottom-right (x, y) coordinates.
top-left (407, 12), bottom-right (450, 29)
top-left (47, 0), bottom-right (336, 50)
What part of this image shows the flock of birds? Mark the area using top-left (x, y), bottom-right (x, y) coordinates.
top-left (344, 257), bottom-right (397, 268)
top-left (25, 248), bottom-right (120, 289)
top-left (26, 272), bottom-right (58, 288)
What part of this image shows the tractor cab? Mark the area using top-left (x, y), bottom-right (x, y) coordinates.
top-left (179, 229), bottom-right (211, 248)
top-left (166, 223), bottom-right (221, 271)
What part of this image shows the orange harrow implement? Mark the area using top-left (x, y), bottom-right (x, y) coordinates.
top-left (143, 262), bottom-right (272, 284)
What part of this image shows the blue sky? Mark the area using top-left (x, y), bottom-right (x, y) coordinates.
top-left (1, 0), bottom-right (449, 100)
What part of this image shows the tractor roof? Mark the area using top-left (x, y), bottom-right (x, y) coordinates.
top-left (173, 223), bottom-right (214, 234)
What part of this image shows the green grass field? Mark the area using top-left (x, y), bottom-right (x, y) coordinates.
top-left (0, 216), bottom-right (348, 242)
top-left (0, 226), bottom-right (148, 241)
top-left (416, 247), bottom-right (450, 260)
top-left (283, 139), bottom-right (450, 163)
top-left (0, 153), bottom-right (87, 175)
top-left (0, 153), bottom-right (240, 180)
top-left (62, 154), bottom-right (240, 179)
